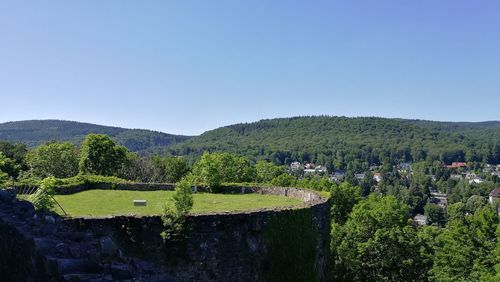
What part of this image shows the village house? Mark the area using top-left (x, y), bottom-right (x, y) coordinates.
top-left (304, 163), bottom-right (315, 169)
top-left (469, 178), bottom-right (484, 184)
top-left (290, 161), bottom-right (302, 170)
top-left (465, 172), bottom-right (484, 184)
top-left (331, 170), bottom-right (345, 182)
top-left (315, 165), bottom-right (328, 173)
top-left (489, 188), bottom-right (500, 204)
top-left (354, 173), bottom-right (365, 180)
top-left (430, 191), bottom-right (448, 209)
top-left (398, 162), bottom-right (412, 172)
top-left (446, 162), bottom-right (467, 169)
top-left (450, 174), bottom-right (463, 180)
top-left (304, 168), bottom-right (316, 174)
top-left (465, 172), bottom-right (477, 179)
top-left (373, 173), bottom-right (383, 183)
top-left (304, 164), bottom-right (328, 175)
top-left (413, 214), bottom-right (428, 226)
top-left (426, 175), bottom-right (437, 181)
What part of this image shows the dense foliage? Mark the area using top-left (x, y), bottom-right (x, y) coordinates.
top-left (30, 177), bottom-right (57, 212)
top-left (79, 134), bottom-right (128, 176)
top-left (175, 116), bottom-right (500, 168)
top-left (188, 152), bottom-right (256, 189)
top-left (27, 141), bottom-right (79, 178)
top-left (161, 179), bottom-right (194, 242)
top-left (330, 187), bottom-right (500, 282)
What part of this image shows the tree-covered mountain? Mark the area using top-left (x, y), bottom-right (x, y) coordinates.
top-left (0, 120), bottom-right (191, 155)
top-left (2, 117), bottom-right (500, 166)
top-left (173, 116), bottom-right (500, 166)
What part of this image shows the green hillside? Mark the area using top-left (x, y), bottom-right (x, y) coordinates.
top-left (2, 117), bottom-right (500, 166)
top-left (0, 120), bottom-right (191, 154)
top-left (173, 116), bottom-right (500, 166)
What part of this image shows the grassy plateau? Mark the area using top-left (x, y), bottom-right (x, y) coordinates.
top-left (52, 189), bottom-right (303, 217)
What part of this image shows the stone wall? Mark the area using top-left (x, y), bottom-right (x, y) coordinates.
top-left (1, 186), bottom-right (330, 281)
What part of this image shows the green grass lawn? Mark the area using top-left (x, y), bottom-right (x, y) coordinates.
top-left (52, 189), bottom-right (303, 217)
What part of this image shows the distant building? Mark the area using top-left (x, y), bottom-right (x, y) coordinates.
top-left (426, 175), bottom-right (437, 181)
top-left (446, 162), bottom-right (467, 169)
top-left (398, 162), bottom-right (412, 171)
top-left (354, 173), bottom-right (365, 180)
top-left (333, 170), bottom-right (345, 177)
top-left (373, 173), bottom-right (383, 183)
top-left (315, 165), bottom-right (328, 174)
top-left (489, 188), bottom-right (500, 204)
top-left (450, 174), bottom-right (463, 180)
top-left (465, 173), bottom-right (477, 179)
top-left (430, 191), bottom-right (448, 209)
top-left (304, 165), bottom-right (328, 175)
top-left (413, 214), bottom-right (428, 226)
top-left (304, 163), bottom-right (315, 169)
top-left (331, 170), bottom-right (345, 182)
top-left (290, 162), bottom-right (302, 170)
top-left (469, 177), bottom-right (484, 184)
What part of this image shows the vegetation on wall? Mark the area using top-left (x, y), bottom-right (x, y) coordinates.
top-left (30, 177), bottom-right (57, 212)
top-left (263, 208), bottom-right (318, 282)
top-left (161, 179), bottom-right (194, 242)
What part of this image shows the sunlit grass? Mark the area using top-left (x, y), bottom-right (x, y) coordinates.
top-left (51, 189), bottom-right (303, 217)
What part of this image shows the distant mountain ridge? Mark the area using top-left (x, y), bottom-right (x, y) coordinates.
top-left (172, 116), bottom-right (500, 164)
top-left (1, 117), bottom-right (499, 163)
top-left (0, 120), bottom-right (191, 154)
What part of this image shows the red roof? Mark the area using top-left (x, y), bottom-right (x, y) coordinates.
top-left (490, 188), bottom-right (500, 198)
top-left (446, 162), bottom-right (467, 169)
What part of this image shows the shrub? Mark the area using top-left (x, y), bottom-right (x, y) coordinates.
top-left (30, 177), bottom-right (56, 212)
top-left (161, 179), bottom-right (193, 241)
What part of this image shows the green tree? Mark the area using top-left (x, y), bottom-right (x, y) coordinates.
top-left (117, 152), bottom-right (162, 182)
top-left (78, 134), bottom-right (128, 176)
top-left (255, 160), bottom-right (284, 183)
top-left (0, 151), bottom-right (20, 179)
top-left (0, 141), bottom-right (28, 173)
top-left (424, 203), bottom-right (446, 226)
top-left (270, 173), bottom-right (296, 187)
top-left (431, 206), bottom-right (499, 281)
top-left (161, 179), bottom-right (194, 241)
top-left (465, 195), bottom-right (487, 214)
top-left (447, 202), bottom-right (466, 222)
top-left (330, 182), bottom-right (361, 224)
top-left (333, 195), bottom-right (426, 281)
top-left (27, 141), bottom-right (79, 178)
top-left (190, 152), bottom-right (256, 188)
top-left (152, 156), bottom-right (190, 183)
top-left (0, 152), bottom-right (14, 184)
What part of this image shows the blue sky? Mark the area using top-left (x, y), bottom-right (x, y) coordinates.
top-left (0, 1), bottom-right (499, 135)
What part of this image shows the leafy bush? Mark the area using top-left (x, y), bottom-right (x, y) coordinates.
top-left (30, 177), bottom-right (56, 212)
top-left (161, 179), bottom-right (193, 241)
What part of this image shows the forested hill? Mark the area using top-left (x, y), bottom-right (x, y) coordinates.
top-left (173, 116), bottom-right (500, 166)
top-left (0, 120), bottom-right (191, 154)
top-left (2, 117), bottom-right (500, 165)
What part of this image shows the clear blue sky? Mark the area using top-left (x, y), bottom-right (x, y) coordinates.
top-left (1, 1), bottom-right (499, 135)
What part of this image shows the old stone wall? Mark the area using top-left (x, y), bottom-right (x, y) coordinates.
top-left (1, 186), bottom-right (330, 281)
